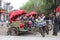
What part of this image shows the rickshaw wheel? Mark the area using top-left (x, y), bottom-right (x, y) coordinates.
top-left (7, 28), bottom-right (18, 36)
top-left (7, 28), bottom-right (11, 35)
top-left (48, 24), bottom-right (52, 31)
top-left (46, 20), bottom-right (52, 31)
top-left (10, 29), bottom-right (16, 36)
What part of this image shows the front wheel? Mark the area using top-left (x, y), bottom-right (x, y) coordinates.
top-left (48, 24), bottom-right (52, 31)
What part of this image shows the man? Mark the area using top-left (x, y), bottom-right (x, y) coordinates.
top-left (52, 13), bottom-right (58, 36)
top-left (57, 12), bottom-right (60, 31)
top-left (53, 12), bottom-right (60, 36)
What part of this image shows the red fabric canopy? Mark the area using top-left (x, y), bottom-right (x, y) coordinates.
top-left (10, 12), bottom-right (17, 20)
top-left (15, 10), bottom-right (22, 15)
top-left (10, 12), bottom-right (17, 17)
top-left (15, 10), bottom-right (27, 15)
top-left (10, 10), bottom-right (27, 18)
top-left (26, 14), bottom-right (31, 17)
top-left (20, 10), bottom-right (26, 15)
top-left (56, 6), bottom-right (60, 12)
top-left (10, 10), bottom-right (27, 22)
top-left (30, 12), bottom-right (37, 15)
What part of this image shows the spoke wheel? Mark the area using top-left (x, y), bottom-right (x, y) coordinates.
top-left (10, 29), bottom-right (17, 36)
top-left (48, 24), bottom-right (52, 31)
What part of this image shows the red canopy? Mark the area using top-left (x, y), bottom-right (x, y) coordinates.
top-left (10, 12), bottom-right (18, 20)
top-left (15, 10), bottom-right (22, 15)
top-left (30, 12), bottom-right (37, 15)
top-left (20, 10), bottom-right (26, 15)
top-left (10, 12), bottom-right (17, 16)
top-left (10, 10), bottom-right (27, 18)
top-left (10, 10), bottom-right (27, 22)
top-left (26, 14), bottom-right (31, 17)
top-left (56, 6), bottom-right (60, 12)
top-left (15, 10), bottom-right (27, 15)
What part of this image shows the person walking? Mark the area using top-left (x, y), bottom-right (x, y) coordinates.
top-left (57, 12), bottom-right (60, 31)
top-left (52, 13), bottom-right (58, 36)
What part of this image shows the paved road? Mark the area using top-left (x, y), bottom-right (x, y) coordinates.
top-left (0, 22), bottom-right (60, 40)
top-left (0, 35), bottom-right (60, 40)
top-left (0, 22), bottom-right (8, 35)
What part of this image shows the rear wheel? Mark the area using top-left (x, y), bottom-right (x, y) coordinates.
top-left (10, 29), bottom-right (17, 36)
top-left (7, 28), bottom-right (18, 36)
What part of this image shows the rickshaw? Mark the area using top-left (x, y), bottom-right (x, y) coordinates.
top-left (29, 12), bottom-right (52, 37)
top-left (26, 12), bottom-right (39, 33)
top-left (7, 10), bottom-right (29, 36)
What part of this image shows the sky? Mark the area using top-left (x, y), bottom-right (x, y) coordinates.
top-left (4, 0), bottom-right (28, 9)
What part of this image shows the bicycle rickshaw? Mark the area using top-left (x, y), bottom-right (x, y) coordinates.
top-left (7, 10), bottom-right (30, 35)
top-left (7, 10), bottom-right (52, 36)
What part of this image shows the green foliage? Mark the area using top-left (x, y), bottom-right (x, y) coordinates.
top-left (20, 0), bottom-right (55, 15)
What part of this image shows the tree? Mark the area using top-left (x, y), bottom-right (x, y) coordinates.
top-left (20, 0), bottom-right (56, 15)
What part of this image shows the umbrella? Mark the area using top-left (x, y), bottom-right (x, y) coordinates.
top-left (56, 6), bottom-right (60, 12)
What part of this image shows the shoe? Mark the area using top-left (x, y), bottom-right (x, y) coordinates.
top-left (42, 34), bottom-right (45, 37)
top-left (52, 34), bottom-right (57, 36)
top-left (47, 33), bottom-right (49, 35)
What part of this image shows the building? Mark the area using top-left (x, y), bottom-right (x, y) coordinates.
top-left (0, 0), bottom-right (13, 22)
top-left (0, 0), bottom-right (6, 22)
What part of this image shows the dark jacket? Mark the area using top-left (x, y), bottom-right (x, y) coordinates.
top-left (44, 16), bottom-right (49, 20)
top-left (54, 16), bottom-right (57, 24)
top-left (57, 16), bottom-right (60, 24)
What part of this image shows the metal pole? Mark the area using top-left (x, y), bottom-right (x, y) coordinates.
top-left (6, 3), bottom-right (10, 21)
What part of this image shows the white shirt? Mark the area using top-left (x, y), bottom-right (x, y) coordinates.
top-left (38, 16), bottom-right (45, 21)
